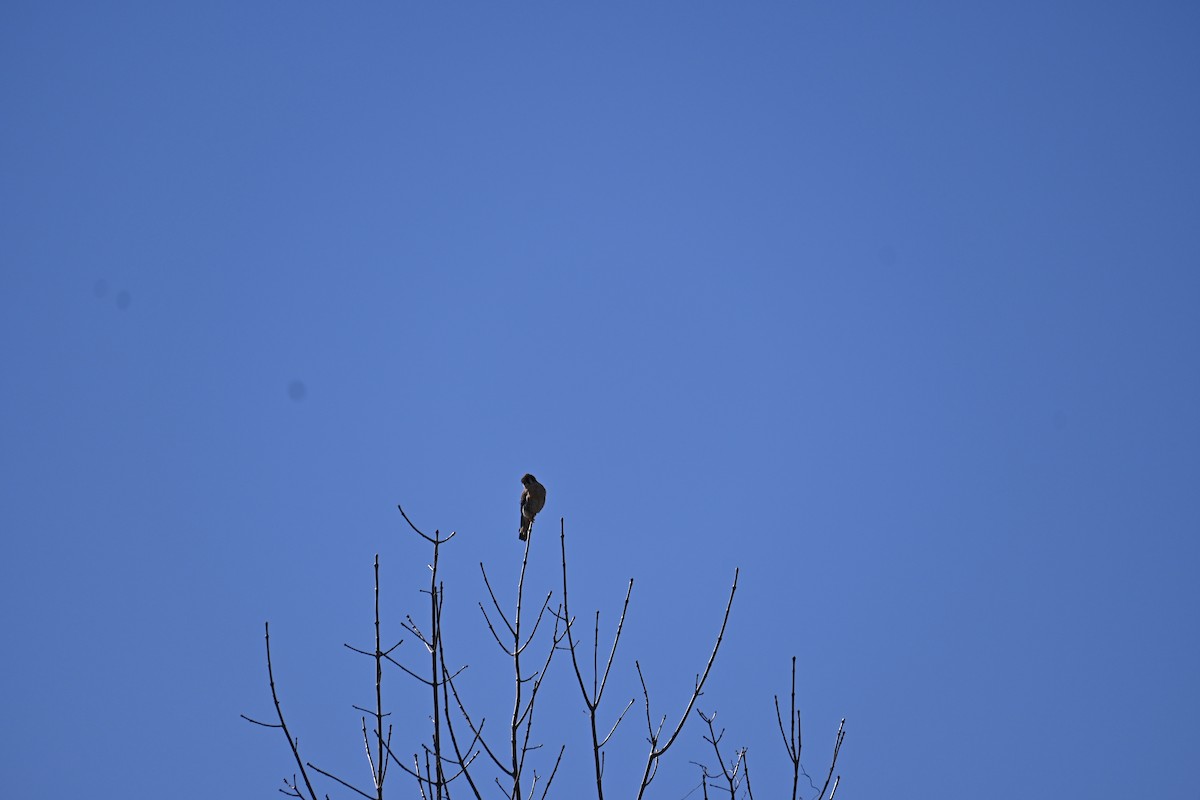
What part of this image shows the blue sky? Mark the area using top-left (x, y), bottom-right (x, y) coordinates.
top-left (2, 2), bottom-right (1198, 797)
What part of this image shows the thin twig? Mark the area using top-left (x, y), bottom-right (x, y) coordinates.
top-left (396, 503), bottom-right (457, 546)
top-left (537, 745), bottom-right (566, 800)
top-left (307, 762), bottom-right (375, 800)
top-left (240, 714), bottom-right (282, 729)
top-left (816, 719), bottom-right (845, 800)
top-left (479, 563), bottom-right (516, 638)
top-left (599, 699), bottom-right (635, 749)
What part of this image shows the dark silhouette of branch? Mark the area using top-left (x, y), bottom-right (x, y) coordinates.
top-left (505, 534), bottom-right (560, 799)
top-left (815, 719), bottom-right (845, 800)
top-left (774, 657), bottom-right (845, 800)
top-left (694, 710), bottom-right (748, 799)
top-left (307, 760), bottom-right (374, 799)
top-left (426, 537), bottom-right (447, 795)
top-left (396, 502), bottom-right (458, 547)
top-left (442, 672), bottom-right (507, 772)
top-left (392, 505), bottom-right (463, 799)
top-left (346, 554), bottom-right (391, 798)
top-left (432, 523), bottom-right (566, 799)
top-left (634, 567), bottom-right (739, 800)
top-left (536, 744), bottom-right (566, 800)
top-left (390, 577), bottom-right (486, 800)
top-left (774, 656), bottom-right (802, 800)
top-left (313, 553), bottom-right (409, 800)
top-left (241, 622), bottom-right (320, 800)
top-left (436, 623), bottom-right (486, 800)
top-left (557, 518), bottom-right (635, 800)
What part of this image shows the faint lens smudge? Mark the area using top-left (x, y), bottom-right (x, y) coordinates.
top-left (288, 380), bottom-right (307, 401)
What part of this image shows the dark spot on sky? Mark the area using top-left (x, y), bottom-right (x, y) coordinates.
top-left (93, 279), bottom-right (109, 298)
top-left (288, 380), bottom-right (307, 401)
top-left (115, 291), bottom-right (131, 310)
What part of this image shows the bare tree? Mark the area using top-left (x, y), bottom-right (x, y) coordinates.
top-left (244, 505), bottom-right (846, 799)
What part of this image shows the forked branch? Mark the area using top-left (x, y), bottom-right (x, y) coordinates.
top-left (240, 622), bottom-right (320, 800)
top-left (634, 567), bottom-right (739, 800)
top-left (558, 518), bottom-right (635, 800)
top-left (693, 709), bottom-right (751, 800)
top-left (775, 657), bottom-right (845, 800)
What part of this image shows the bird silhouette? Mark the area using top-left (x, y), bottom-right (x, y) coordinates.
top-left (518, 473), bottom-right (546, 541)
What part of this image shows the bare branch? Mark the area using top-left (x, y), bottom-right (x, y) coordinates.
top-left (775, 656), bottom-right (801, 800)
top-left (437, 630), bottom-right (485, 800)
top-left (478, 603), bottom-right (514, 653)
top-left (636, 661), bottom-right (654, 739)
top-left (384, 652), bottom-right (434, 686)
top-left (243, 622), bottom-right (320, 800)
top-left (351, 705), bottom-right (392, 718)
top-left (396, 503), bottom-right (457, 546)
top-left (425, 552), bottom-right (447, 792)
top-left (443, 673), bottom-right (508, 773)
top-left (537, 745), bottom-right (566, 800)
top-left (479, 562), bottom-right (515, 638)
top-left (380, 725), bottom-right (393, 787)
top-left (516, 611), bottom-right (566, 778)
top-left (400, 615), bottom-right (426, 641)
top-left (634, 568), bottom-right (739, 800)
top-left (599, 580), bottom-right (633, 699)
top-left (306, 762), bottom-right (375, 800)
top-left (240, 714), bottom-right (282, 729)
top-left (414, 752), bottom-right (429, 800)
top-left (599, 699), bottom-right (635, 749)
top-left (517, 591), bottom-right (555, 655)
top-left (361, 718), bottom-right (378, 788)
top-left (558, 516), bottom-right (637, 794)
top-left (816, 719), bottom-right (846, 800)
top-left (371, 555), bottom-right (385, 796)
top-left (508, 533), bottom-right (535, 800)
top-left (696, 709), bottom-right (746, 799)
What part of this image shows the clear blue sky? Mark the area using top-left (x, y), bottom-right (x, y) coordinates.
top-left (2, 2), bottom-right (1198, 797)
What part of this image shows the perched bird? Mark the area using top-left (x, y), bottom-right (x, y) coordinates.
top-left (518, 473), bottom-right (546, 541)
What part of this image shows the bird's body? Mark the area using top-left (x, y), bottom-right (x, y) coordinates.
top-left (519, 474), bottom-right (546, 541)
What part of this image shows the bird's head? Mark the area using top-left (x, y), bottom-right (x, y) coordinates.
top-left (521, 473), bottom-right (537, 486)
